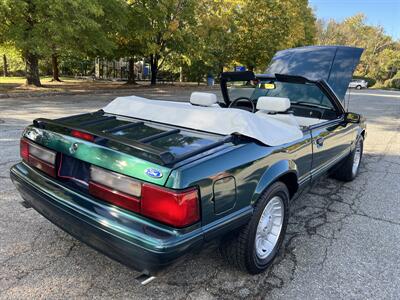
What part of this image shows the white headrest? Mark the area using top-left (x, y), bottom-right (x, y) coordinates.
top-left (190, 92), bottom-right (218, 106)
top-left (256, 96), bottom-right (290, 112)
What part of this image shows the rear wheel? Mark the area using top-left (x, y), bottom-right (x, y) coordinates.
top-left (220, 182), bottom-right (289, 274)
top-left (356, 85), bottom-right (362, 90)
top-left (331, 136), bottom-right (363, 181)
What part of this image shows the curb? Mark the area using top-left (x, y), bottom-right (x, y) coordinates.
top-left (0, 89), bottom-right (150, 99)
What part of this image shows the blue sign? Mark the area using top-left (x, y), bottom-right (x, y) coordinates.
top-left (235, 66), bottom-right (246, 72)
top-left (143, 66), bottom-right (149, 76)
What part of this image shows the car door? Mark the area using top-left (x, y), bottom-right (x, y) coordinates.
top-left (310, 117), bottom-right (356, 179)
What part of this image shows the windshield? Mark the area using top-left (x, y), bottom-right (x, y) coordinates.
top-left (227, 79), bottom-right (335, 110)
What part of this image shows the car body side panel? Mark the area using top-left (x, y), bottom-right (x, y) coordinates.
top-left (166, 143), bottom-right (274, 225)
top-left (250, 130), bottom-right (313, 204)
top-left (310, 119), bottom-right (357, 178)
top-left (166, 133), bottom-right (313, 226)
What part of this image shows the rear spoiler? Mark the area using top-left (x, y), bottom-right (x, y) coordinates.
top-left (33, 112), bottom-right (234, 166)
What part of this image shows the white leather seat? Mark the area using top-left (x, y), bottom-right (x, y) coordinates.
top-left (190, 92), bottom-right (218, 106)
top-left (255, 96), bottom-right (299, 128)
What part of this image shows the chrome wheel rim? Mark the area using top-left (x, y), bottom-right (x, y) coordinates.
top-left (352, 140), bottom-right (362, 175)
top-left (255, 196), bottom-right (284, 260)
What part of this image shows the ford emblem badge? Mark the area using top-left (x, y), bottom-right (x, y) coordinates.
top-left (145, 168), bottom-right (163, 179)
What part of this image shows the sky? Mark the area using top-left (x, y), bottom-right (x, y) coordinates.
top-left (309, 0), bottom-right (400, 40)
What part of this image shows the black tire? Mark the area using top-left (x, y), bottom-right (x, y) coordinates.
top-left (331, 136), bottom-right (364, 181)
top-left (356, 85), bottom-right (362, 90)
top-left (220, 181), bottom-right (289, 274)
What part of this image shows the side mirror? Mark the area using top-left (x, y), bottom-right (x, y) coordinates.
top-left (344, 112), bottom-right (361, 123)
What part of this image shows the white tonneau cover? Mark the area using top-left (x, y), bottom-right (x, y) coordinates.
top-left (103, 96), bottom-right (303, 146)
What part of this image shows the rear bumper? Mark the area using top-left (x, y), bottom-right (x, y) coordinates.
top-left (10, 163), bottom-right (204, 274)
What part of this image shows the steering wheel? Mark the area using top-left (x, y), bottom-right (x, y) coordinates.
top-left (228, 97), bottom-right (256, 113)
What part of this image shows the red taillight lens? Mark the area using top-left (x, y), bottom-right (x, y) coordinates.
top-left (20, 138), bottom-right (29, 161)
top-left (20, 138), bottom-right (57, 177)
top-left (141, 184), bottom-right (200, 227)
top-left (88, 165), bottom-right (200, 228)
top-left (89, 165), bottom-right (142, 212)
top-left (28, 155), bottom-right (57, 177)
top-left (71, 130), bottom-right (95, 142)
top-left (89, 181), bottom-right (140, 213)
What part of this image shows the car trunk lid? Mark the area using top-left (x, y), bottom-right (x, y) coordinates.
top-left (24, 111), bottom-right (233, 186)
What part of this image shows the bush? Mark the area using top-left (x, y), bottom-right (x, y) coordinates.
top-left (382, 71), bottom-right (400, 89)
top-left (384, 74), bottom-right (400, 89)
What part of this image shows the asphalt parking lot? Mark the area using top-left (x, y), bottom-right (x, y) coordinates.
top-left (0, 88), bottom-right (399, 299)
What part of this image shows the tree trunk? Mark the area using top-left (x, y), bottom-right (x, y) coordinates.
top-left (51, 53), bottom-right (62, 82)
top-left (150, 54), bottom-right (158, 85)
top-left (127, 57), bottom-right (136, 84)
top-left (25, 52), bottom-right (41, 86)
top-left (2, 54), bottom-right (8, 77)
top-left (218, 65), bottom-right (224, 77)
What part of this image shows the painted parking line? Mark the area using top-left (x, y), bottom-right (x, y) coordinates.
top-left (348, 92), bottom-right (400, 98)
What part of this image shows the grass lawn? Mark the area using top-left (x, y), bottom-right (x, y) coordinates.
top-left (0, 76), bottom-right (140, 94)
top-left (0, 76), bottom-right (212, 96)
top-left (0, 76), bottom-right (81, 84)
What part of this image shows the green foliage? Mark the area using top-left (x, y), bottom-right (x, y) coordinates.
top-left (0, 0), bottom-right (126, 57)
top-left (4, 0), bottom-right (398, 87)
top-left (126, 0), bottom-right (198, 83)
top-left (181, 0), bottom-right (316, 80)
top-left (182, 59), bottom-right (208, 83)
top-left (316, 14), bottom-right (400, 87)
top-left (189, 0), bottom-right (238, 76)
top-left (0, 44), bottom-right (24, 75)
top-left (0, 0), bottom-right (127, 84)
top-left (232, 0), bottom-right (316, 71)
top-left (0, 0), bottom-right (318, 84)
top-left (384, 71), bottom-right (400, 89)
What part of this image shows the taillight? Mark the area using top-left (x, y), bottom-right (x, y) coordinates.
top-left (89, 165), bottom-right (141, 212)
top-left (20, 138), bottom-right (57, 177)
top-left (20, 138), bottom-right (29, 161)
top-left (29, 142), bottom-right (56, 164)
top-left (141, 184), bottom-right (200, 227)
top-left (88, 165), bottom-right (200, 227)
top-left (90, 166), bottom-right (141, 197)
top-left (89, 181), bottom-right (140, 213)
top-left (71, 130), bottom-right (95, 142)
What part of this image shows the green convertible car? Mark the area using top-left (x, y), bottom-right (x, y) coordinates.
top-left (11, 46), bottom-right (366, 275)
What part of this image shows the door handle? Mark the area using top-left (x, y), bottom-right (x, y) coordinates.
top-left (315, 137), bottom-right (324, 147)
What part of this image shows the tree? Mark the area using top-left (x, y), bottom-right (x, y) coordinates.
top-left (0, 0), bottom-right (126, 85)
top-left (2, 54), bottom-right (7, 77)
top-left (116, 2), bottom-right (146, 84)
top-left (190, 0), bottom-right (238, 76)
top-left (42, 0), bottom-right (127, 82)
top-left (316, 14), bottom-right (399, 85)
top-left (0, 1), bottom-right (43, 85)
top-left (233, 0), bottom-right (316, 72)
top-left (0, 44), bottom-right (25, 76)
top-left (130, 0), bottom-right (198, 85)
